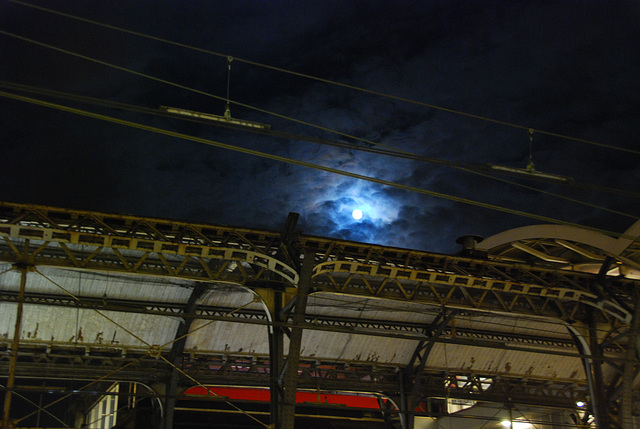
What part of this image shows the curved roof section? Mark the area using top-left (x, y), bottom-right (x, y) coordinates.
top-left (1, 202), bottom-right (637, 417)
top-left (477, 220), bottom-right (640, 278)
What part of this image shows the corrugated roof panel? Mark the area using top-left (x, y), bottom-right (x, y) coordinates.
top-left (0, 302), bottom-right (17, 338)
top-left (424, 343), bottom-right (585, 380)
top-left (185, 320), bottom-right (273, 354)
top-left (306, 292), bottom-right (437, 324)
top-left (29, 267), bottom-right (195, 303)
top-left (452, 313), bottom-right (569, 338)
top-left (197, 285), bottom-right (258, 309)
top-left (299, 330), bottom-right (417, 364)
top-left (0, 267), bottom-right (21, 291)
top-left (0, 245), bottom-right (623, 393)
top-left (2, 303), bottom-right (180, 348)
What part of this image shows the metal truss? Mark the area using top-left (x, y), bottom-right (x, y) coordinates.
top-left (311, 259), bottom-right (631, 323)
top-left (0, 202), bottom-right (635, 322)
top-left (1, 289), bottom-right (605, 355)
top-left (0, 202), bottom-right (298, 285)
top-left (1, 202), bottom-right (639, 427)
top-left (417, 372), bottom-right (585, 410)
top-left (0, 343), bottom-right (587, 410)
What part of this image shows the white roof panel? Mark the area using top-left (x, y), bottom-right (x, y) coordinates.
top-left (2, 303), bottom-right (181, 349)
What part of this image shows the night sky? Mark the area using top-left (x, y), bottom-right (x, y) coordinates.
top-left (1, 0), bottom-right (639, 254)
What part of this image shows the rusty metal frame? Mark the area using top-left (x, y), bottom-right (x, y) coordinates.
top-left (1, 202), bottom-right (639, 427)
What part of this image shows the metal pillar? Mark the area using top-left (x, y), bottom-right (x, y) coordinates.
top-left (279, 250), bottom-right (314, 429)
top-left (253, 285), bottom-right (289, 429)
top-left (266, 287), bottom-right (286, 429)
top-left (565, 260), bottom-right (626, 429)
top-left (2, 263), bottom-right (29, 429)
top-left (260, 211), bottom-right (306, 429)
top-left (621, 288), bottom-right (640, 429)
top-left (587, 311), bottom-right (611, 429)
top-left (400, 310), bottom-right (456, 429)
top-left (567, 324), bottom-right (601, 428)
top-left (162, 285), bottom-right (205, 429)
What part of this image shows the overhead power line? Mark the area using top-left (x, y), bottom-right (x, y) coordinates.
top-left (3, 27), bottom-right (640, 209)
top-left (1, 89), bottom-right (636, 242)
top-left (3, 6), bottom-right (638, 222)
top-left (1, 19), bottom-right (638, 221)
top-left (3, 79), bottom-right (639, 221)
top-left (6, 0), bottom-right (640, 157)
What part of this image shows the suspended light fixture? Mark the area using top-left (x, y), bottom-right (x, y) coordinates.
top-left (160, 105), bottom-right (270, 130)
top-left (485, 129), bottom-right (573, 183)
top-left (160, 56), bottom-right (270, 130)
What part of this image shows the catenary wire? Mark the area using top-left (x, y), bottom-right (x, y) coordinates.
top-left (6, 0), bottom-right (640, 157)
top-left (35, 268), bottom-right (152, 347)
top-left (158, 355), bottom-right (270, 428)
top-left (2, 78), bottom-right (639, 221)
top-left (1, 29), bottom-right (639, 213)
top-left (0, 77), bottom-right (636, 340)
top-left (0, 3), bottom-right (624, 410)
top-left (1, 89), bottom-right (636, 243)
top-left (13, 360), bottom-right (141, 424)
top-left (4, 77), bottom-right (640, 200)
top-left (0, 383), bottom-right (70, 427)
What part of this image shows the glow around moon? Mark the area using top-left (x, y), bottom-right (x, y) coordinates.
top-left (352, 209), bottom-right (363, 220)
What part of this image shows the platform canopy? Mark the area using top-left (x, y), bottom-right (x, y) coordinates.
top-left (1, 202), bottom-right (639, 429)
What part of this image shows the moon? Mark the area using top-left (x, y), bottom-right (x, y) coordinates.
top-left (352, 209), bottom-right (363, 220)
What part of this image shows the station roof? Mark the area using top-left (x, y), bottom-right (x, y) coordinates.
top-left (1, 202), bottom-right (639, 425)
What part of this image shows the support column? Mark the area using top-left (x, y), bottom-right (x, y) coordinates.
top-left (254, 286), bottom-right (287, 429)
top-left (569, 314), bottom-right (611, 429)
top-left (587, 311), bottom-right (610, 429)
top-left (2, 263), bottom-right (29, 429)
top-left (279, 250), bottom-right (314, 429)
top-left (621, 288), bottom-right (640, 429)
top-left (398, 373), bottom-right (411, 429)
top-left (261, 211), bottom-right (305, 429)
top-left (266, 288), bottom-right (285, 429)
top-left (400, 310), bottom-right (456, 429)
top-left (162, 285), bottom-right (205, 429)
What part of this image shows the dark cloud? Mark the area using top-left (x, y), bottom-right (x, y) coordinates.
top-left (1, 0), bottom-right (639, 254)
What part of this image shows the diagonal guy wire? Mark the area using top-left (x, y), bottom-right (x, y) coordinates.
top-left (14, 360), bottom-right (142, 424)
top-left (1, 89), bottom-right (634, 241)
top-left (4, 3), bottom-right (639, 156)
top-left (158, 354), bottom-right (269, 428)
top-left (35, 268), bottom-right (151, 347)
top-left (0, 383), bottom-right (70, 428)
top-left (160, 300), bottom-right (254, 349)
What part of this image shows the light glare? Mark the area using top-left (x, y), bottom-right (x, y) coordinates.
top-left (501, 421), bottom-right (531, 429)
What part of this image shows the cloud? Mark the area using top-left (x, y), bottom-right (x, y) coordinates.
top-left (1, 1), bottom-right (638, 256)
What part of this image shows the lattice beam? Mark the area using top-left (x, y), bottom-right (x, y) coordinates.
top-left (0, 345), bottom-right (592, 410)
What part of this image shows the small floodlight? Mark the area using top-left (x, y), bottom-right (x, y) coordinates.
top-left (160, 106), bottom-right (270, 130)
top-left (486, 164), bottom-right (573, 183)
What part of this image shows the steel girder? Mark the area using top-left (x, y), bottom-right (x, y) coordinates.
top-left (0, 202), bottom-right (298, 285)
top-left (1, 201), bottom-right (640, 426)
top-left (0, 202), bottom-right (634, 323)
top-left (0, 344), bottom-right (587, 411)
top-left (1, 289), bottom-right (617, 355)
